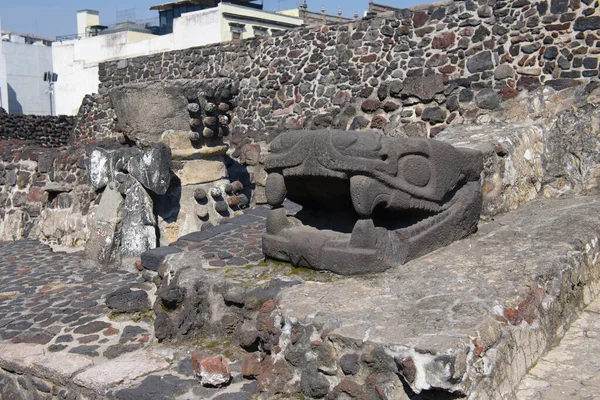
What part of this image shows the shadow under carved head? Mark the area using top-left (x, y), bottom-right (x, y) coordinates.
top-left (262, 130), bottom-right (484, 275)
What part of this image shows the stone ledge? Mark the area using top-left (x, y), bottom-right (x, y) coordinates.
top-left (276, 195), bottom-right (600, 399)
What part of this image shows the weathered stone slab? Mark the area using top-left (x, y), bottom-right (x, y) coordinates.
top-left (0, 343), bottom-right (93, 386)
top-left (110, 82), bottom-right (191, 143)
top-left (72, 350), bottom-right (169, 392)
top-left (276, 195), bottom-right (600, 398)
top-left (174, 158), bottom-right (228, 186)
top-left (109, 79), bottom-right (234, 144)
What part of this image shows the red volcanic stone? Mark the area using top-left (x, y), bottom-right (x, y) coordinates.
top-left (439, 64), bottom-right (457, 74)
top-left (499, 88), bottom-right (520, 100)
top-left (413, 11), bottom-right (429, 28)
top-left (546, 23), bottom-right (571, 31)
top-left (226, 196), bottom-right (240, 207)
top-left (370, 115), bottom-right (387, 129)
top-left (395, 357), bottom-right (416, 383)
top-left (27, 187), bottom-right (45, 203)
top-left (360, 54), bottom-right (377, 63)
top-left (332, 380), bottom-right (363, 398)
top-left (242, 352), bottom-right (261, 379)
top-left (258, 356), bottom-right (295, 393)
top-left (432, 32), bottom-right (456, 49)
top-left (192, 351), bottom-right (231, 387)
top-left (287, 49), bottom-right (303, 58)
top-left (361, 99), bottom-right (381, 112)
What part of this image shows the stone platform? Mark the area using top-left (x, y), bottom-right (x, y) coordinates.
top-left (1, 195), bottom-right (600, 399)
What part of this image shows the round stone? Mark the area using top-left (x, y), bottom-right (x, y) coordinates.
top-left (266, 173), bottom-right (286, 207)
top-left (203, 116), bottom-right (217, 127)
top-left (189, 131), bottom-right (200, 141)
top-left (117, 134), bottom-right (127, 145)
top-left (205, 103), bottom-right (217, 113)
top-left (223, 183), bottom-right (233, 194)
top-left (194, 188), bottom-right (207, 202)
top-left (218, 103), bottom-right (230, 113)
top-left (214, 201), bottom-right (228, 213)
top-left (218, 115), bottom-right (230, 125)
top-left (211, 187), bottom-right (222, 198)
top-left (196, 206), bottom-right (208, 219)
top-left (187, 103), bottom-right (200, 113)
top-left (227, 196), bottom-right (240, 207)
top-left (190, 118), bottom-right (201, 128)
top-left (237, 194), bottom-right (249, 207)
top-left (231, 181), bottom-right (243, 193)
top-left (203, 127), bottom-right (214, 138)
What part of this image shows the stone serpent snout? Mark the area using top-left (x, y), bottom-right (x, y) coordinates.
top-left (262, 130), bottom-right (484, 275)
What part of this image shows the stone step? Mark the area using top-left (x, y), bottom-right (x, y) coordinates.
top-left (274, 194), bottom-right (600, 399)
top-left (515, 294), bottom-right (600, 399)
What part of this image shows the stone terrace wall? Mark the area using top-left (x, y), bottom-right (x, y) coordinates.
top-left (0, 140), bottom-right (97, 246)
top-left (0, 113), bottom-right (75, 148)
top-left (99, 0), bottom-right (600, 140)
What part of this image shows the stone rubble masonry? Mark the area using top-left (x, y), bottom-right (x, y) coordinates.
top-left (89, 0), bottom-right (600, 207)
top-left (0, 113), bottom-right (74, 148)
top-left (0, 140), bottom-right (97, 246)
top-left (97, 0), bottom-right (600, 142)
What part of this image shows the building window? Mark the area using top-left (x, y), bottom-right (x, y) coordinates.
top-left (253, 26), bottom-right (269, 37)
top-left (229, 23), bottom-right (245, 41)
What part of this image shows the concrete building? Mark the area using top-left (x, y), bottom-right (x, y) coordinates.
top-left (0, 23), bottom-right (54, 115)
top-left (52, 3), bottom-right (304, 116)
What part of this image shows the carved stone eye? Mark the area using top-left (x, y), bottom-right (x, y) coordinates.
top-left (399, 155), bottom-right (431, 187)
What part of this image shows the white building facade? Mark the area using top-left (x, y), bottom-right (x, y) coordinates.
top-left (0, 20), bottom-right (55, 115)
top-left (52, 4), bottom-right (303, 116)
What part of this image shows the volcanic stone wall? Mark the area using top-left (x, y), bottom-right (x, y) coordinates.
top-left (0, 113), bottom-right (75, 147)
top-left (98, 0), bottom-right (600, 139)
top-left (0, 139), bottom-right (97, 245)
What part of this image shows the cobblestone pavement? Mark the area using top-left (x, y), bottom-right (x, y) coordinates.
top-left (0, 210), bottom-right (274, 399)
top-left (515, 296), bottom-right (600, 400)
top-left (0, 239), bottom-right (153, 357)
top-left (171, 206), bottom-right (272, 262)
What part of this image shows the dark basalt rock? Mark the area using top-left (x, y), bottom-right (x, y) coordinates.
top-left (262, 130), bottom-right (483, 275)
top-left (141, 246), bottom-right (184, 271)
top-left (106, 286), bottom-right (151, 313)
